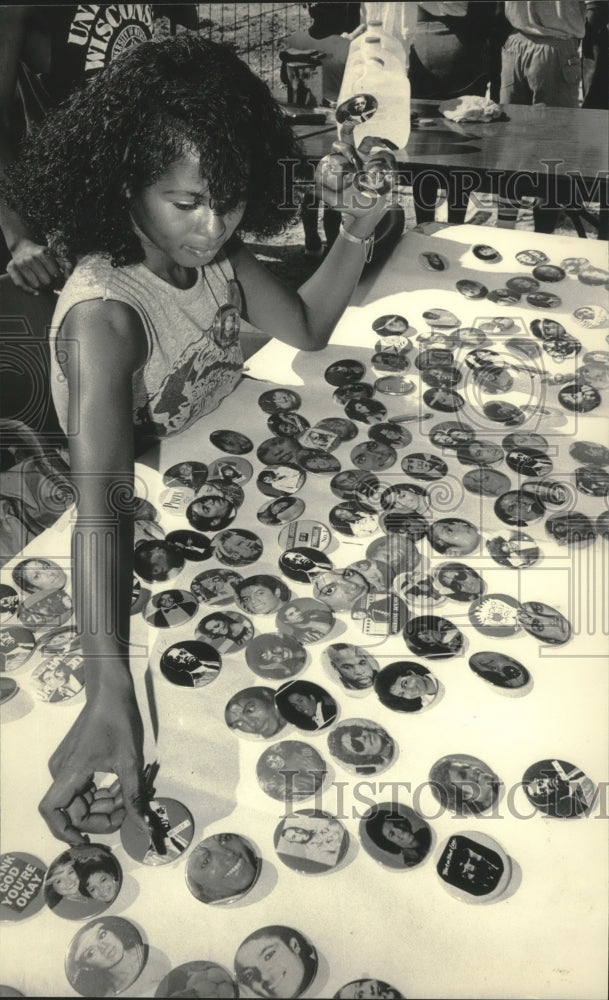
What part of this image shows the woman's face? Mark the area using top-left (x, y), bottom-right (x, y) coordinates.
top-left (50, 863), bottom-right (80, 897)
top-left (22, 560), bottom-right (65, 591)
top-left (237, 933), bottom-right (305, 998)
top-left (76, 923), bottom-right (124, 970)
top-left (282, 827), bottom-right (310, 844)
top-left (205, 617), bottom-right (229, 637)
top-left (86, 871), bottom-right (118, 903)
top-left (195, 494), bottom-right (229, 517)
top-left (129, 150), bottom-right (245, 272)
top-left (272, 391), bottom-right (295, 409)
top-left (381, 819), bottom-right (417, 850)
top-left (228, 696), bottom-right (278, 736)
top-left (389, 672), bottom-right (428, 700)
top-left (331, 647), bottom-right (375, 685)
top-left (189, 834), bottom-right (257, 900)
top-left (283, 606), bottom-right (304, 624)
top-left (287, 692), bottom-right (316, 717)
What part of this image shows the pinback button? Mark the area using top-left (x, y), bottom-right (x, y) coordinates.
top-left (0, 626), bottom-right (35, 672)
top-left (225, 686), bottom-right (287, 740)
top-left (478, 317), bottom-right (517, 335)
top-left (379, 511), bottom-right (429, 540)
top-left (469, 594), bottom-right (522, 637)
top-left (415, 348), bottom-right (454, 371)
top-left (165, 530), bottom-right (212, 562)
top-left (143, 589), bottom-right (199, 629)
top-left (369, 422), bottom-right (412, 449)
top-left (257, 463), bottom-right (306, 497)
top-left (209, 429), bottom-right (253, 454)
top-left (400, 452), bottom-right (447, 481)
top-left (297, 449), bottom-right (341, 474)
top-left (0, 585), bottom-right (20, 624)
top-left (506, 337), bottom-right (541, 359)
top-left (36, 624), bottom-right (81, 656)
top-left (421, 366), bottom-right (461, 388)
top-left (375, 375), bottom-right (416, 395)
top-left (298, 426), bottom-right (340, 452)
top-left (473, 243), bottom-right (502, 263)
top-left (44, 844), bottom-right (122, 920)
top-left (518, 600), bottom-right (572, 645)
top-left (419, 251), bottom-right (449, 271)
top-left (350, 441), bottom-right (397, 472)
top-left (245, 632), bottom-right (307, 681)
top-left (327, 717), bottom-right (396, 775)
top-left (494, 489), bottom-right (545, 526)
top-left (436, 831), bottom-right (512, 903)
top-left (526, 291), bottom-right (562, 308)
top-left (206, 456), bottom-right (253, 484)
top-left (329, 502), bottom-right (380, 538)
top-left (257, 497), bottom-right (305, 526)
top-left (133, 539), bottom-right (185, 584)
top-left (403, 615), bottom-right (464, 658)
top-left (578, 265), bottom-right (609, 285)
top-left (65, 917), bottom-right (145, 995)
top-left (274, 809), bottom-right (349, 874)
top-left (569, 440), bottom-right (609, 465)
top-left (256, 740), bottom-right (327, 803)
top-left (487, 287), bottom-right (521, 305)
top-left (234, 925), bottom-right (318, 999)
top-left (371, 351), bottom-right (410, 373)
top-left (463, 468), bottom-right (512, 498)
top-left (372, 314), bottom-right (409, 336)
top-left (486, 531), bottom-right (540, 569)
top-left (344, 398), bottom-right (388, 423)
top-left (279, 547), bottom-right (333, 583)
top-left (522, 759), bottom-right (597, 817)
top-left (454, 326), bottom-right (489, 346)
top-left (121, 796), bottom-right (194, 865)
top-left (359, 802), bottom-right (433, 871)
top-left (31, 651), bottom-right (84, 703)
top-left (155, 961), bottom-right (238, 999)
top-left (583, 350), bottom-right (609, 367)
top-left (576, 362), bottom-right (609, 389)
top-left (456, 279), bottom-right (487, 299)
top-left (275, 679), bottom-right (337, 732)
top-left (561, 256), bottom-right (589, 274)
top-left (278, 519), bottom-right (331, 551)
top-left (333, 381), bottom-right (375, 405)
top-left (190, 569), bottom-right (243, 606)
top-left (505, 447), bottom-right (553, 478)
top-left (315, 417), bottom-right (358, 442)
top-left (196, 610), bottom-right (254, 652)
top-left (532, 264), bottom-right (565, 282)
top-left (333, 981), bottom-right (404, 1000)
top-left (0, 851), bottom-right (46, 921)
top-left (267, 411), bottom-right (310, 437)
top-left (423, 309), bottom-right (460, 328)
top-left (520, 480), bottom-right (569, 505)
top-left (275, 598), bottom-right (335, 645)
top-left (159, 639), bottom-right (222, 688)
top-left (469, 651), bottom-right (531, 693)
top-left (324, 359), bottom-right (366, 386)
top-left (515, 249), bottom-right (549, 266)
top-left (162, 461), bottom-right (208, 491)
top-left (573, 304), bottom-right (609, 328)
top-left (423, 387), bottom-right (465, 411)
top-left (575, 466), bottom-right (609, 496)
top-left (375, 660), bottom-right (440, 713)
top-left (557, 381), bottom-right (601, 413)
top-left (258, 388), bottom-right (302, 413)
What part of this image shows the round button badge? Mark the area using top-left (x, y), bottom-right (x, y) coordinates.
top-left (234, 925), bottom-right (318, 999)
top-left (273, 809), bottom-right (349, 874)
top-left (0, 626), bottom-right (35, 672)
top-left (436, 831), bottom-right (512, 903)
top-left (155, 962), bottom-right (238, 999)
top-left (359, 802), bottom-right (432, 871)
top-left (256, 740), bottom-right (327, 803)
top-left (43, 844), bottom-right (122, 920)
top-left (159, 640), bottom-right (221, 688)
top-left (429, 754), bottom-right (502, 815)
top-left (245, 633), bottom-right (307, 681)
top-left (65, 917), bottom-right (146, 996)
top-left (0, 851), bottom-right (47, 921)
top-left (327, 717), bottom-right (396, 775)
top-left (186, 834), bottom-right (261, 905)
top-left (120, 797), bottom-right (194, 865)
top-left (375, 661), bottom-right (440, 712)
top-left (522, 759), bottom-right (597, 817)
top-left (225, 686), bottom-right (287, 740)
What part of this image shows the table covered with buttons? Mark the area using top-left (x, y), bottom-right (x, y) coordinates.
top-left (1, 225), bottom-right (607, 999)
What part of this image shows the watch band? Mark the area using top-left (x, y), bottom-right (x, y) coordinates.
top-left (339, 220), bottom-right (375, 263)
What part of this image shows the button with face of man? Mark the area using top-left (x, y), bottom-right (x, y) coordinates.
top-left (359, 802), bottom-right (433, 871)
top-left (327, 717), bottom-right (396, 775)
top-left (521, 759), bottom-right (598, 818)
top-left (121, 796), bottom-right (194, 865)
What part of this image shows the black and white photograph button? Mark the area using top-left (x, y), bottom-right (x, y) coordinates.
top-left (428, 420), bottom-right (475, 449)
top-left (0, 625), bottom-right (35, 672)
top-left (333, 979), bottom-right (405, 999)
top-left (543, 333), bottom-right (582, 361)
top-left (155, 962), bottom-right (238, 999)
top-left (572, 304), bottom-right (609, 328)
top-left (371, 351), bottom-right (410, 374)
top-left (209, 429), bottom-right (253, 454)
top-left (515, 249), bottom-right (549, 266)
top-left (368, 422), bottom-right (412, 449)
top-left (0, 851), bottom-right (47, 921)
top-left (12, 558), bottom-right (67, 595)
top-left (380, 482), bottom-right (429, 515)
top-left (43, 844), bottom-right (122, 920)
top-left (429, 753), bottom-right (502, 815)
top-left (359, 803), bottom-right (432, 871)
top-left (420, 365), bottom-right (461, 388)
top-left (164, 530), bottom-right (211, 562)
top-left (31, 651), bottom-right (84, 703)
top-left (350, 440), bottom-right (397, 472)
top-left (423, 387), bottom-right (465, 412)
top-left (506, 274), bottom-right (540, 293)
top-left (329, 502), bottom-right (380, 538)
top-left (0, 585), bottom-right (19, 624)
top-left (256, 436), bottom-right (304, 467)
top-left (324, 359), bottom-right (366, 386)
top-left (257, 464), bottom-right (306, 498)
top-left (245, 633), bottom-right (307, 681)
top-left (315, 416), bottom-right (358, 442)
top-left (379, 511), bottom-right (429, 541)
top-left (162, 461), bottom-right (208, 492)
top-left (517, 601), bottom-right (572, 645)
top-left (520, 479), bottom-right (571, 507)
top-left (494, 490), bottom-right (545, 526)
top-left (159, 640), bottom-right (221, 688)
top-left (298, 426), bottom-right (341, 452)
top-left (313, 568), bottom-right (371, 613)
top-left (521, 759), bottom-right (597, 818)
top-left (473, 243), bottom-right (502, 263)
top-left (575, 466), bottom-right (609, 496)
top-left (486, 531), bottom-right (540, 568)
top-left (487, 287), bottom-right (521, 305)
top-left (258, 388), bottom-right (302, 414)
top-left (463, 468), bottom-right (512, 497)
top-left (432, 562), bottom-right (486, 603)
top-left (482, 400), bottom-right (526, 425)
top-left (297, 449), bottom-right (341, 474)
top-left (403, 616), bottom-right (464, 659)
top-left (532, 263), bottom-right (565, 282)
top-left (375, 660), bottom-right (440, 711)
top-left (327, 718), bottom-right (396, 777)
top-left (415, 348), bottom-right (455, 371)
top-left (158, 483), bottom-right (194, 517)
top-left (557, 381), bottom-right (601, 413)
top-left (267, 410), bottom-right (311, 438)
top-left (322, 643), bottom-right (379, 695)
top-left (456, 440), bottom-right (504, 466)
top-left (185, 834), bottom-right (261, 905)
top-left (275, 679), bottom-right (337, 732)
top-left (65, 916), bottom-right (146, 997)
top-left (206, 456), bottom-right (253, 485)
top-left (0, 676), bottom-right (18, 706)
top-left (423, 308), bottom-right (460, 329)
top-left (225, 686), bottom-right (287, 740)
top-left (255, 741), bottom-right (327, 803)
top-left (234, 575), bottom-right (291, 617)
top-left (582, 349), bottom-right (609, 368)
top-left (35, 624), bottom-right (81, 657)
top-left (275, 598), bottom-right (335, 644)
top-left (133, 539), bottom-right (185, 584)
top-left (333, 381), bottom-right (375, 405)
top-left (257, 497), bottom-right (305, 526)
top-left (274, 809), bottom-right (349, 874)
top-left (577, 264), bottom-right (609, 285)
top-left (234, 925), bottom-right (318, 999)
top-left (394, 570), bottom-right (444, 613)
top-left (436, 830), bottom-right (512, 903)
top-left (16, 588), bottom-right (72, 632)
top-left (428, 518), bottom-right (479, 556)
top-left (456, 279), bottom-right (488, 300)
top-left (196, 610), bottom-right (254, 653)
top-left (186, 490), bottom-right (237, 533)
top-left (576, 361), bottom-right (609, 390)
top-left (560, 256), bottom-right (589, 274)
top-left (505, 447), bottom-right (553, 478)
top-left (469, 651), bottom-right (531, 693)
top-left (120, 796), bottom-right (194, 865)
top-left (143, 589), bottom-right (198, 629)
top-left (478, 316), bottom-right (516, 335)
top-left (419, 250), bottom-right (449, 271)
top-left (190, 569), bottom-right (243, 606)
top-left (277, 519), bottom-right (331, 551)
top-left (400, 452), bottom-right (447, 480)
top-left (545, 511), bottom-right (597, 547)
top-left (372, 314), bottom-right (410, 336)
top-left (279, 547), bottom-right (333, 584)
top-left (344, 397), bottom-right (388, 424)
top-left (468, 594), bottom-right (522, 637)
top-left (527, 290), bottom-right (562, 309)
top-left (374, 375), bottom-right (416, 395)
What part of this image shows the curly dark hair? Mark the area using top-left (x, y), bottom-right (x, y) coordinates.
top-left (3, 35), bottom-right (301, 267)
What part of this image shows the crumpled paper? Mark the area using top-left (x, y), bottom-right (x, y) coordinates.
top-left (439, 95), bottom-right (503, 122)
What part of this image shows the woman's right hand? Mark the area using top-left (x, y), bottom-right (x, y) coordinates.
top-left (7, 236), bottom-right (69, 293)
top-left (39, 667), bottom-right (150, 846)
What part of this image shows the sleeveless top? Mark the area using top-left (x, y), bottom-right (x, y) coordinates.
top-left (15, 5), bottom-right (154, 137)
top-left (49, 252), bottom-right (244, 441)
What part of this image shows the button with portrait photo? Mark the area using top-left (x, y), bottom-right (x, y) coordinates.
top-left (267, 410), bottom-right (310, 438)
top-left (162, 460), bottom-right (208, 492)
top-left (298, 426), bottom-right (340, 452)
top-left (430, 753), bottom-right (502, 816)
top-left (506, 275), bottom-right (540, 293)
top-left (206, 456), bottom-right (253, 485)
top-left (572, 304), bottom-right (609, 328)
top-left (186, 832), bottom-right (262, 906)
top-left (372, 313), bottom-right (410, 337)
top-left (165, 530), bottom-right (212, 563)
top-left (532, 264), bottom-right (565, 283)
top-left (522, 759), bottom-right (597, 818)
top-left (558, 381), bottom-right (601, 413)
top-left (31, 651), bottom-right (84, 704)
top-left (403, 615), bottom-right (464, 659)
top-left (121, 796), bottom-right (194, 866)
top-left (486, 531), bottom-right (540, 569)
top-left (186, 490), bottom-right (237, 533)
top-left (258, 388), bottom-right (302, 414)
top-left (196, 610), bottom-right (254, 653)
top-left (350, 440), bottom-right (397, 472)
top-left (494, 490), bottom-right (545, 527)
top-left (371, 351), bottom-right (410, 374)
top-left (211, 529), bottom-right (264, 566)
top-left (65, 916), bottom-right (146, 997)
top-left (368, 422), bottom-right (412, 450)
top-left (225, 686), bottom-right (287, 740)
top-left (0, 625), bottom-right (35, 672)
top-left (245, 633), bottom-right (307, 681)
top-left (436, 830), bottom-right (512, 903)
top-left (0, 585), bottom-right (20, 624)
top-left (314, 417), bottom-right (358, 443)
top-left (190, 569), bottom-right (243, 606)
top-left (255, 741), bottom-right (327, 804)
top-left (515, 249), bottom-right (549, 266)
top-left (462, 468), bottom-right (512, 498)
top-left (332, 381), bottom-right (375, 406)
top-left (209, 429), bottom-right (253, 454)
top-left (279, 547), bottom-right (333, 584)
top-left (333, 979), bottom-right (405, 999)
top-left (44, 844), bottom-right (122, 920)
top-left (234, 924), bottom-right (318, 1000)
top-left (473, 243), bottom-right (502, 263)
top-left (276, 598), bottom-right (335, 645)
top-left (517, 600), bottom-right (572, 645)
top-left (155, 961), bottom-right (238, 999)
top-left (375, 660), bottom-right (440, 711)
top-left (469, 651), bottom-right (531, 694)
top-left (274, 809), bottom-right (349, 874)
top-left (144, 589), bottom-right (198, 629)
top-left (257, 464), bottom-right (306, 498)
top-left (359, 803), bottom-right (433, 871)
top-left (275, 679), bottom-right (337, 732)
top-left (133, 539), bottom-right (185, 584)
top-left (330, 502), bottom-right (380, 538)
top-left (296, 449), bottom-right (341, 475)
top-left (419, 251), bottom-right (449, 272)
top-left (324, 359), bottom-right (366, 387)
top-left (432, 562), bottom-right (486, 603)
top-left (374, 375), bottom-right (416, 395)
top-left (159, 639), bottom-right (221, 688)
top-left (575, 466), bottom-right (609, 497)
top-left (322, 643), bottom-right (379, 695)
top-left (234, 575), bottom-right (291, 617)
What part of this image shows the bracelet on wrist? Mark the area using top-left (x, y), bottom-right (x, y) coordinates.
top-left (339, 221), bottom-right (375, 263)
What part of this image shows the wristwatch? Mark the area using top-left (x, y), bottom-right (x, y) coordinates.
top-left (339, 220), bottom-right (375, 263)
